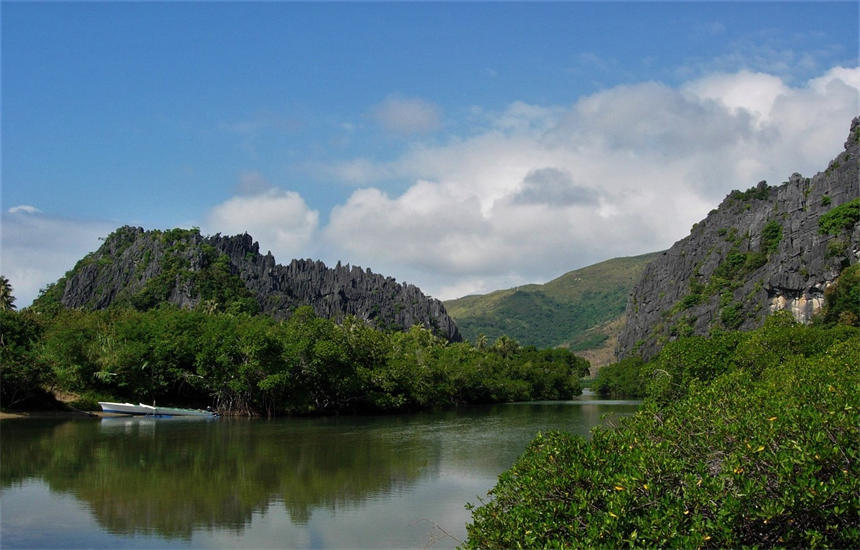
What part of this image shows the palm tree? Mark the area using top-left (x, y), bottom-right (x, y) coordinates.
top-left (0, 275), bottom-right (16, 311)
top-left (493, 335), bottom-right (519, 359)
top-left (476, 333), bottom-right (488, 350)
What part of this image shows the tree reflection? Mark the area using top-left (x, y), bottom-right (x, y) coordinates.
top-left (1, 417), bottom-right (437, 539)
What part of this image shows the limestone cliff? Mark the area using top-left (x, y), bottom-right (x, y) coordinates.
top-left (617, 117), bottom-right (860, 360)
top-left (40, 227), bottom-right (461, 341)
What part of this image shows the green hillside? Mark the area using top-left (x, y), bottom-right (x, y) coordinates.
top-left (444, 252), bottom-right (661, 354)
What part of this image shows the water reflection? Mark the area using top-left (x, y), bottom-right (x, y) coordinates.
top-left (1, 397), bottom-right (639, 548)
top-left (3, 417), bottom-right (435, 538)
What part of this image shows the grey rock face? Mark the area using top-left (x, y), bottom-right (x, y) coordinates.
top-left (617, 117), bottom-right (860, 360)
top-left (56, 227), bottom-right (461, 341)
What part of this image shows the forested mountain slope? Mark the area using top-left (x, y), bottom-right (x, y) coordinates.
top-left (31, 227), bottom-right (460, 341)
top-left (444, 252), bottom-right (660, 359)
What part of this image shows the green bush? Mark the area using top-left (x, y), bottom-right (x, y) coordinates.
top-left (0, 311), bottom-right (52, 409)
top-left (818, 263), bottom-right (860, 326)
top-left (818, 198), bottom-right (860, 235)
top-left (720, 300), bottom-right (744, 329)
top-left (728, 182), bottom-right (771, 202)
top-left (465, 326), bottom-right (860, 549)
top-left (760, 220), bottom-right (782, 254)
top-left (679, 293), bottom-right (702, 310)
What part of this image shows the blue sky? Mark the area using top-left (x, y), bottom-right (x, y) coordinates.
top-left (2, 2), bottom-right (859, 307)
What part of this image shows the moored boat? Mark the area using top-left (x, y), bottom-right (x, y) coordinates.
top-left (98, 401), bottom-right (217, 417)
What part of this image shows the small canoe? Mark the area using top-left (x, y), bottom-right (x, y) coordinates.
top-left (99, 401), bottom-right (217, 417)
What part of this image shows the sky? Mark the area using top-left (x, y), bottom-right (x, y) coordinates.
top-left (2, 2), bottom-right (859, 308)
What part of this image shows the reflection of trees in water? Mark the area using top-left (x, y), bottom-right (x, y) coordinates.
top-left (0, 418), bottom-right (439, 539)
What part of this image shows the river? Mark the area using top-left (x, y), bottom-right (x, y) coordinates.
top-left (1, 392), bottom-right (639, 549)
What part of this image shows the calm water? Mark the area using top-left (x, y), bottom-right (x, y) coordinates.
top-left (1, 392), bottom-right (639, 549)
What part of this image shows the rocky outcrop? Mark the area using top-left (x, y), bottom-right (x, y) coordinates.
top-left (617, 117), bottom-right (860, 360)
top-left (51, 227), bottom-right (461, 341)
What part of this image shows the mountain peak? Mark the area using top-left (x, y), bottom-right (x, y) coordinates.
top-left (33, 226), bottom-right (461, 341)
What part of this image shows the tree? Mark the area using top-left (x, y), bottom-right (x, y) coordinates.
top-left (476, 334), bottom-right (488, 350)
top-left (0, 275), bottom-right (16, 311)
top-left (493, 335), bottom-right (520, 359)
top-left (820, 264), bottom-right (860, 326)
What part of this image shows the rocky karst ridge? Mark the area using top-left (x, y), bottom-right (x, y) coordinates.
top-left (617, 117), bottom-right (860, 360)
top-left (52, 227), bottom-right (461, 341)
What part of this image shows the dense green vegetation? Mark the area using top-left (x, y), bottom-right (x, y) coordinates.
top-left (466, 316), bottom-right (859, 548)
top-left (444, 252), bottom-right (659, 351)
top-left (817, 263), bottom-right (860, 326)
top-left (818, 198), bottom-right (860, 235)
top-left (727, 181), bottom-right (772, 202)
top-left (465, 267), bottom-right (860, 548)
top-left (598, 261), bottom-right (859, 400)
top-left (0, 305), bottom-right (588, 415)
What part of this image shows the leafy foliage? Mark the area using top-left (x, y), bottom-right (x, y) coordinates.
top-left (817, 263), bottom-right (860, 327)
top-left (0, 311), bottom-right (52, 408)
top-left (818, 198), bottom-right (860, 235)
top-left (727, 181), bottom-right (771, 202)
top-left (11, 305), bottom-right (589, 415)
top-left (593, 356), bottom-right (648, 398)
top-left (0, 275), bottom-right (16, 311)
top-left (29, 277), bottom-right (68, 316)
top-left (760, 220), bottom-right (783, 255)
top-left (466, 321), bottom-right (860, 548)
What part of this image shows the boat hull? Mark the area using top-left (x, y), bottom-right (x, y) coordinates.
top-left (98, 402), bottom-right (217, 417)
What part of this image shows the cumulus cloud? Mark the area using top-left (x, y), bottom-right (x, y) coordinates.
top-left (322, 67), bottom-right (860, 299)
top-left (512, 168), bottom-right (600, 206)
top-left (205, 186), bottom-right (319, 263)
top-left (369, 95), bottom-right (442, 135)
top-left (1, 207), bottom-right (115, 307)
top-left (682, 70), bottom-right (789, 122)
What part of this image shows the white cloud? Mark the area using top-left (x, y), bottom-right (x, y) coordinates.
top-left (369, 95), bottom-right (442, 135)
top-left (810, 66), bottom-right (860, 92)
top-left (205, 187), bottom-right (319, 263)
top-left (7, 205), bottom-right (43, 215)
top-left (322, 67), bottom-right (860, 300)
top-left (1, 207), bottom-right (115, 307)
top-left (682, 70), bottom-right (789, 122)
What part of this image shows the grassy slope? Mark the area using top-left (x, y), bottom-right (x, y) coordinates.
top-left (444, 252), bottom-right (661, 364)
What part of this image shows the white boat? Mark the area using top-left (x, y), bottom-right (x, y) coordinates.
top-left (98, 401), bottom-right (217, 417)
